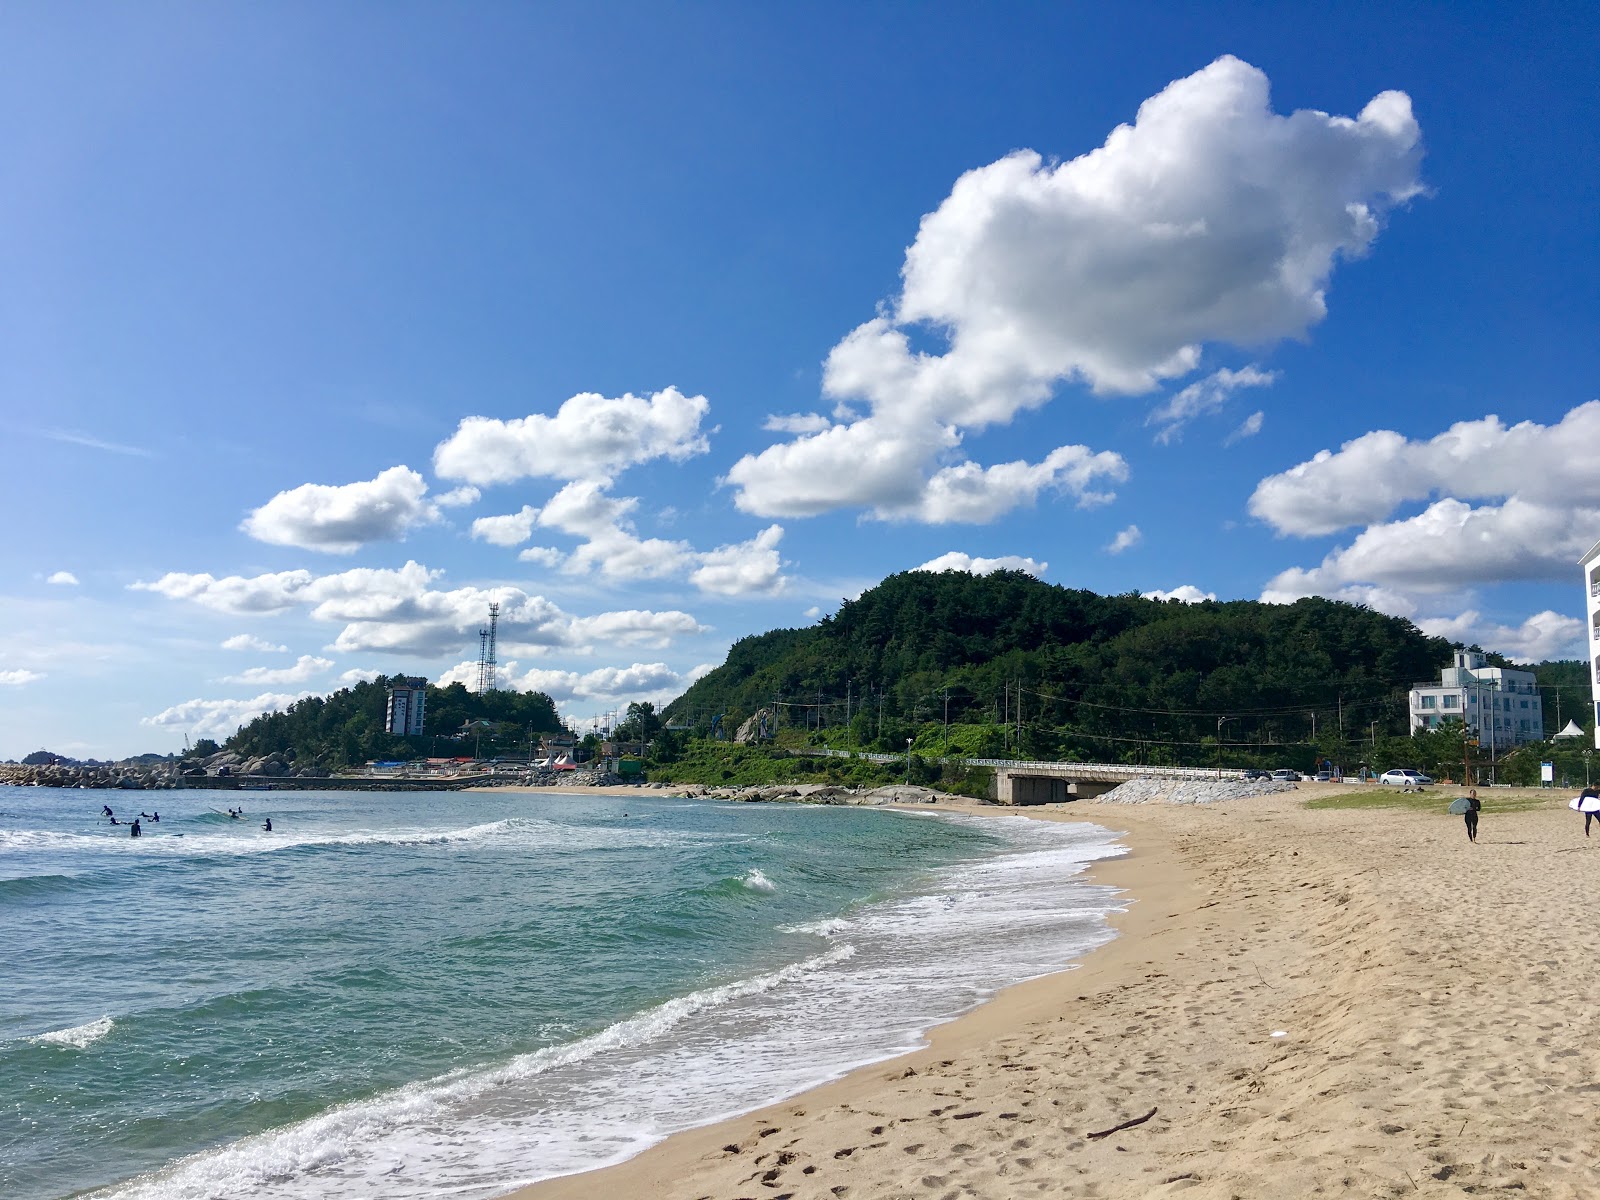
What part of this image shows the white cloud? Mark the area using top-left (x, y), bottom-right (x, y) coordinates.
top-left (1262, 497), bottom-right (1600, 595)
top-left (133, 569), bottom-right (315, 613)
top-left (433, 386), bottom-right (711, 486)
top-left (1107, 525), bottom-right (1142, 554)
top-left (241, 466), bottom-right (438, 553)
top-left (1147, 367), bottom-right (1276, 444)
top-left (434, 485), bottom-right (481, 508)
top-left (142, 692), bottom-right (312, 742)
top-left (1417, 609), bottom-right (1585, 663)
top-left (1250, 403), bottom-right (1600, 538)
top-left (537, 481), bottom-right (695, 581)
top-left (222, 655), bottom-right (334, 686)
top-left (471, 505), bottom-right (541, 547)
top-left (135, 560), bottom-right (706, 659)
top-left (914, 552), bottom-right (1047, 577)
top-left (728, 57), bottom-right (1416, 523)
top-left (690, 526), bottom-right (786, 596)
top-left (0, 668), bottom-right (44, 685)
top-left (763, 413), bottom-right (833, 434)
top-left (1143, 585), bottom-right (1217, 604)
top-left (518, 546), bottom-right (565, 567)
top-left (221, 634), bottom-right (288, 653)
top-left (803, 606), bottom-right (823, 620)
top-left (46, 571), bottom-right (79, 586)
top-left (504, 661), bottom-right (686, 705)
top-left (1225, 410), bottom-right (1265, 445)
top-left (337, 668), bottom-right (380, 686)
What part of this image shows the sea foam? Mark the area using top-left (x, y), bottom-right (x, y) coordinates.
top-left (33, 1015), bottom-right (114, 1049)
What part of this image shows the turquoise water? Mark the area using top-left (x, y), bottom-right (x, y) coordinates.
top-left (0, 786), bottom-right (1125, 1199)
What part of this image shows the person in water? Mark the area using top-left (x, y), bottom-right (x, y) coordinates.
top-left (1462, 788), bottom-right (1481, 843)
top-left (262, 818), bottom-right (272, 832)
top-left (102, 805), bottom-right (114, 818)
top-left (108, 816), bottom-right (119, 825)
top-left (130, 819), bottom-right (142, 838)
top-left (151, 811), bottom-right (159, 823)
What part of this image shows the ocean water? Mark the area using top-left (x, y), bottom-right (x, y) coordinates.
top-left (0, 786), bottom-right (1126, 1199)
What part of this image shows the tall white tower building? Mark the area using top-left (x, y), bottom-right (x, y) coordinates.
top-left (1583, 540), bottom-right (1600, 749)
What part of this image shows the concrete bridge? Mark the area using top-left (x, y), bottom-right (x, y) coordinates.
top-left (804, 749), bottom-right (1243, 804)
top-left (966, 759), bottom-right (1244, 804)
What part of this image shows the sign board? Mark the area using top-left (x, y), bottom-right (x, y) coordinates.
top-left (1541, 761), bottom-right (1554, 783)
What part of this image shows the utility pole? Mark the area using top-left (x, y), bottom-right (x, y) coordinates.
top-left (845, 680), bottom-right (852, 753)
top-left (1216, 716), bottom-right (1234, 778)
top-left (943, 687), bottom-right (951, 758)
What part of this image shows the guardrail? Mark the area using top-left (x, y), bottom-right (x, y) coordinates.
top-left (797, 747), bottom-right (1244, 780)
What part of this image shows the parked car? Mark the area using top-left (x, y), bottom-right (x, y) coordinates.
top-left (1314, 771), bottom-right (1333, 782)
top-left (1270, 769), bottom-right (1301, 782)
top-left (1379, 768), bottom-right (1433, 786)
top-left (1243, 768), bottom-right (1272, 780)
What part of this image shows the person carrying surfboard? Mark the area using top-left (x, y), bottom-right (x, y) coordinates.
top-left (1448, 789), bottom-right (1481, 843)
top-left (1578, 787), bottom-right (1600, 837)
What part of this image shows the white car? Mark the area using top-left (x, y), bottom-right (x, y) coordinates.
top-left (1379, 768), bottom-right (1433, 786)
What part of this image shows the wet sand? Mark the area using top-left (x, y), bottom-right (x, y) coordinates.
top-left (505, 784), bottom-right (1600, 1199)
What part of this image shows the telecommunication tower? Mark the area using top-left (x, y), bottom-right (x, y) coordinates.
top-left (476, 601), bottom-right (499, 693)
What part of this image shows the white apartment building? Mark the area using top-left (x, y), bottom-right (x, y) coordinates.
top-left (1409, 649), bottom-right (1543, 752)
top-left (385, 677), bottom-right (428, 737)
top-left (1584, 539), bottom-right (1600, 749)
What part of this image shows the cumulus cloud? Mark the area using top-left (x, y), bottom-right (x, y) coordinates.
top-left (0, 668), bottom-right (44, 685)
top-left (1143, 585), bottom-right (1217, 604)
top-left (503, 661), bottom-right (687, 705)
top-left (1250, 403), bottom-right (1600, 538)
top-left (433, 387), bottom-right (711, 486)
top-left (1262, 497), bottom-right (1600, 595)
top-left (1225, 410), bottom-right (1265, 445)
top-left (434, 485), bottom-right (481, 508)
top-left (1147, 367), bottom-right (1276, 444)
top-left (1417, 609), bottom-right (1585, 664)
top-left (763, 413), bottom-right (833, 434)
top-left (337, 668), bottom-right (380, 686)
top-left (222, 655), bottom-right (334, 686)
top-left (1107, 525), bottom-right (1142, 554)
top-left (518, 546), bottom-right (565, 567)
top-left (471, 505), bottom-right (541, 547)
top-left (690, 526), bottom-right (786, 596)
top-left (142, 691), bottom-right (312, 741)
top-left (536, 481), bottom-right (694, 581)
top-left (46, 571), bottom-right (79, 586)
top-left (133, 560), bottom-right (705, 658)
top-left (241, 466), bottom-right (438, 553)
top-left (914, 552), bottom-right (1047, 577)
top-left (726, 57), bottom-right (1417, 523)
top-left (221, 634), bottom-right (288, 653)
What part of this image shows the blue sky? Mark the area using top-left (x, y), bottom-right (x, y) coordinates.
top-left (3, 2), bottom-right (1597, 758)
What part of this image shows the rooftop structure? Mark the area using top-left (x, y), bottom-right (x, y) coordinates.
top-left (1408, 649), bottom-right (1543, 753)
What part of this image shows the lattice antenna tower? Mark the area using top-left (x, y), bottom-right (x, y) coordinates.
top-left (476, 601), bottom-right (500, 693)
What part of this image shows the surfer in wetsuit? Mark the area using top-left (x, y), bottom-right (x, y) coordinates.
top-left (262, 818), bottom-right (272, 832)
top-left (102, 805), bottom-right (113, 818)
top-left (1580, 787), bottom-right (1600, 836)
top-left (151, 811), bottom-right (159, 823)
top-left (130, 819), bottom-right (141, 838)
top-left (1463, 789), bottom-right (1481, 843)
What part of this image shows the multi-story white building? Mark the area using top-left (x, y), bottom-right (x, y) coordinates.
top-left (385, 677), bottom-right (428, 737)
top-left (1409, 649), bottom-right (1543, 752)
top-left (1583, 539), bottom-right (1600, 749)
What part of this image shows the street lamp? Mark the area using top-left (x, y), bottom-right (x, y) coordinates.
top-left (1216, 716), bottom-right (1234, 778)
top-left (906, 737), bottom-right (914, 784)
top-left (1586, 749), bottom-right (1593, 788)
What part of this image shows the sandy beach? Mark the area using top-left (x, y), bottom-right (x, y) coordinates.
top-left (507, 784), bottom-right (1600, 1199)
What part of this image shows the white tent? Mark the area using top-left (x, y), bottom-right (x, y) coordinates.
top-left (1554, 719), bottom-right (1587, 740)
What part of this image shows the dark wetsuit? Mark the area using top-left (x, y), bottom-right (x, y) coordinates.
top-left (1581, 791), bottom-right (1599, 836)
top-left (1464, 795), bottom-right (1481, 842)
top-left (130, 820), bottom-right (142, 838)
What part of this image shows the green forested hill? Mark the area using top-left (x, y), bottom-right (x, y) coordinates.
top-left (663, 570), bottom-right (1582, 769)
top-left (223, 677), bottom-right (562, 768)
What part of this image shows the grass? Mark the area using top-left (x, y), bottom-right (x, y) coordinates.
top-left (1304, 786), bottom-right (1564, 815)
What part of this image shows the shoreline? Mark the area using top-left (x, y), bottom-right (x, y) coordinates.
top-left (506, 787), bottom-right (1600, 1198)
top-left (507, 796), bottom-right (1187, 1199)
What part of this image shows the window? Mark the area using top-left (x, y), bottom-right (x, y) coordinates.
top-left (1421, 695), bottom-right (1436, 709)
top-left (1443, 695), bottom-right (1459, 709)
top-left (1520, 699), bottom-right (1528, 709)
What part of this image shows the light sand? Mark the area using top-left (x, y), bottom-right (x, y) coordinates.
top-left (506, 786), bottom-right (1600, 1199)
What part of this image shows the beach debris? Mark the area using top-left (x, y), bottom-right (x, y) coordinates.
top-left (1086, 1107), bottom-right (1158, 1139)
top-left (1271, 1030), bottom-right (1288, 1038)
